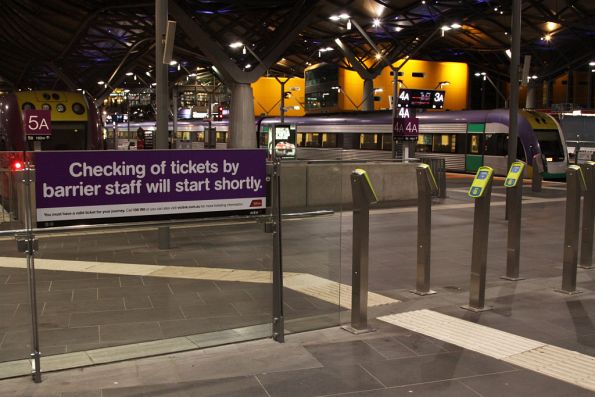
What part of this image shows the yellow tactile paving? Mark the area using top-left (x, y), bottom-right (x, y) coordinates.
top-left (379, 309), bottom-right (595, 392)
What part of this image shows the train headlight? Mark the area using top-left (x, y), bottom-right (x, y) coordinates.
top-left (41, 103), bottom-right (51, 111)
top-left (72, 103), bottom-right (85, 114)
top-left (56, 103), bottom-right (66, 112)
top-left (21, 102), bottom-right (35, 110)
top-left (546, 157), bottom-right (553, 162)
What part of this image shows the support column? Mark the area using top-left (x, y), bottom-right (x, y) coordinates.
top-left (230, 83), bottom-right (256, 148)
top-left (362, 78), bottom-right (374, 111)
top-left (526, 82), bottom-right (537, 109)
top-left (566, 69), bottom-right (574, 105)
top-left (155, 0), bottom-right (169, 150)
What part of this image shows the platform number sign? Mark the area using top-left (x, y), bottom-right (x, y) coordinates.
top-left (397, 89), bottom-right (445, 109)
top-left (23, 109), bottom-right (52, 141)
top-left (393, 107), bottom-right (419, 142)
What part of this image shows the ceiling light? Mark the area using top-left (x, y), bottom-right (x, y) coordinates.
top-left (97, 80), bottom-right (104, 85)
top-left (339, 13), bottom-right (349, 20)
top-left (375, 53), bottom-right (381, 60)
top-left (169, 60), bottom-right (177, 65)
top-left (506, 49), bottom-right (512, 58)
top-left (589, 61), bottom-right (595, 66)
top-left (125, 72), bottom-right (133, 76)
top-left (329, 15), bottom-right (340, 21)
top-left (229, 41), bottom-right (243, 48)
top-left (394, 26), bottom-right (403, 32)
top-left (245, 63), bottom-right (251, 69)
top-left (441, 25), bottom-right (451, 31)
top-left (373, 18), bottom-right (381, 28)
top-left (450, 23), bottom-right (461, 29)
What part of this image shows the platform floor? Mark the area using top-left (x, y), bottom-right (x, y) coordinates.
top-left (1, 176), bottom-right (595, 396)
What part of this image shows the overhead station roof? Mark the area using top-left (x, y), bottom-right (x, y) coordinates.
top-left (0, 0), bottom-right (594, 98)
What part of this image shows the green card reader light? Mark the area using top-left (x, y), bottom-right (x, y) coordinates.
top-left (504, 161), bottom-right (525, 188)
top-left (468, 166), bottom-right (493, 198)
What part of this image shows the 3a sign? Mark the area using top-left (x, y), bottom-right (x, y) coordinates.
top-left (23, 110), bottom-right (52, 141)
top-left (397, 89), bottom-right (445, 109)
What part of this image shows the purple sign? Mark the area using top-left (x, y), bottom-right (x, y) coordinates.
top-left (34, 150), bottom-right (267, 222)
top-left (24, 110), bottom-right (52, 139)
top-left (392, 117), bottom-right (419, 142)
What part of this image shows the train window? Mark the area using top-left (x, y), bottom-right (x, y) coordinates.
top-left (382, 134), bottom-right (392, 150)
top-left (197, 132), bottom-right (205, 142)
top-left (296, 133), bottom-right (305, 147)
top-left (483, 134), bottom-right (507, 156)
top-left (216, 132), bottom-right (226, 143)
top-left (322, 133), bottom-right (337, 148)
top-left (467, 134), bottom-right (483, 154)
top-left (534, 129), bottom-right (565, 161)
top-left (359, 133), bottom-right (379, 150)
top-left (305, 133), bottom-right (322, 147)
top-left (416, 134), bottom-right (432, 152)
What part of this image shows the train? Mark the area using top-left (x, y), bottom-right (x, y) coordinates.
top-left (0, 90), bottom-right (103, 151)
top-left (107, 109), bottom-right (568, 179)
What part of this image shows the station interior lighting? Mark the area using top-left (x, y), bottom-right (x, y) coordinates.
top-left (125, 72), bottom-right (133, 76)
top-left (435, 81), bottom-right (450, 89)
top-left (541, 34), bottom-right (552, 42)
top-left (372, 18), bottom-right (381, 28)
top-left (169, 60), bottom-right (177, 65)
top-left (97, 80), bottom-right (105, 85)
top-left (394, 26), bottom-right (403, 32)
top-left (229, 41), bottom-right (243, 48)
top-left (589, 61), bottom-right (595, 66)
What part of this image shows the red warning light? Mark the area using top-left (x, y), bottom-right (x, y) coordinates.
top-left (11, 161), bottom-right (23, 171)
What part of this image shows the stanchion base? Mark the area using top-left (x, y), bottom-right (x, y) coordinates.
top-left (409, 289), bottom-right (437, 296)
top-left (341, 325), bottom-right (376, 335)
top-left (500, 276), bottom-right (525, 281)
top-left (578, 265), bottom-right (593, 270)
top-left (460, 304), bottom-right (493, 312)
top-left (554, 288), bottom-right (583, 295)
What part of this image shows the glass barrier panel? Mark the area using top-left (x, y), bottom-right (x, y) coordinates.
top-left (26, 221), bottom-right (272, 360)
top-left (281, 157), bottom-right (344, 333)
top-left (0, 151), bottom-right (35, 367)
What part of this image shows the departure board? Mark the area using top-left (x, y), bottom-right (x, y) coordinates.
top-left (397, 89), bottom-right (445, 109)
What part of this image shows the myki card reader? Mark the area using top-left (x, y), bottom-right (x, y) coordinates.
top-left (569, 165), bottom-right (588, 192)
top-left (504, 161), bottom-right (525, 188)
top-left (468, 166), bottom-right (493, 198)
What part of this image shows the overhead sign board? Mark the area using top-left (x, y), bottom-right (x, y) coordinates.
top-left (392, 117), bottom-right (419, 142)
top-left (397, 89), bottom-right (445, 109)
top-left (23, 109), bottom-right (52, 141)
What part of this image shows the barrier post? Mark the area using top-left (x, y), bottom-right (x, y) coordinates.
top-left (579, 161), bottom-right (595, 269)
top-left (502, 161), bottom-right (525, 281)
top-left (462, 166), bottom-right (494, 312)
top-left (411, 164), bottom-right (438, 295)
top-left (531, 153), bottom-right (545, 192)
top-left (556, 165), bottom-right (586, 294)
top-left (342, 169), bottom-right (378, 334)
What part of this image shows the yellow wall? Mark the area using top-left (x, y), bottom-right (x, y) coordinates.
top-left (373, 59), bottom-right (469, 111)
top-left (251, 77), bottom-right (305, 117)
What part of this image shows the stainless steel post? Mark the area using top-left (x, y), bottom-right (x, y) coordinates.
top-left (342, 171), bottom-right (375, 334)
top-left (156, 0), bottom-right (170, 249)
top-left (462, 175), bottom-right (493, 312)
top-left (271, 153), bottom-right (284, 342)
top-left (502, 176), bottom-right (524, 280)
top-left (579, 162), bottom-right (595, 269)
top-left (556, 166), bottom-right (584, 294)
top-left (411, 165), bottom-right (437, 295)
top-left (532, 154), bottom-right (544, 192)
top-left (21, 162), bottom-right (42, 382)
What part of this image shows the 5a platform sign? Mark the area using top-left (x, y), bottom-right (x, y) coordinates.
top-left (23, 109), bottom-right (52, 141)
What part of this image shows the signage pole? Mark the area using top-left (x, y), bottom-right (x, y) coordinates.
top-left (502, 163), bottom-right (525, 280)
top-left (271, 139), bottom-right (285, 342)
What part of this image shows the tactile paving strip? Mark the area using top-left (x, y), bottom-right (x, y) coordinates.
top-left (379, 309), bottom-right (595, 391)
top-left (0, 256), bottom-right (398, 309)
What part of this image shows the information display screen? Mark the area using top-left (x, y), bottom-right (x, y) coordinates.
top-left (397, 89), bottom-right (445, 109)
top-left (511, 165), bottom-right (521, 173)
top-left (477, 170), bottom-right (489, 180)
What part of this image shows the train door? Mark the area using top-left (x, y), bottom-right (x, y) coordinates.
top-left (466, 123), bottom-right (485, 172)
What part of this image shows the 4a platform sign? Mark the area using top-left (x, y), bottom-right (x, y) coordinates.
top-left (23, 109), bottom-right (52, 141)
top-left (392, 108), bottom-right (419, 142)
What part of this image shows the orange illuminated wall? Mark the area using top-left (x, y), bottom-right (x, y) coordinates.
top-left (251, 77), bottom-right (305, 117)
top-left (374, 59), bottom-right (468, 110)
top-left (333, 59), bottom-right (468, 111)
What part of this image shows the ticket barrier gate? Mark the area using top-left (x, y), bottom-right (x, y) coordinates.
top-left (532, 153), bottom-right (546, 193)
top-left (502, 161), bottom-right (526, 281)
top-left (579, 161), bottom-right (595, 270)
top-left (556, 165), bottom-right (588, 294)
top-left (411, 164), bottom-right (438, 295)
top-left (343, 168), bottom-right (378, 334)
top-left (462, 166), bottom-right (494, 312)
